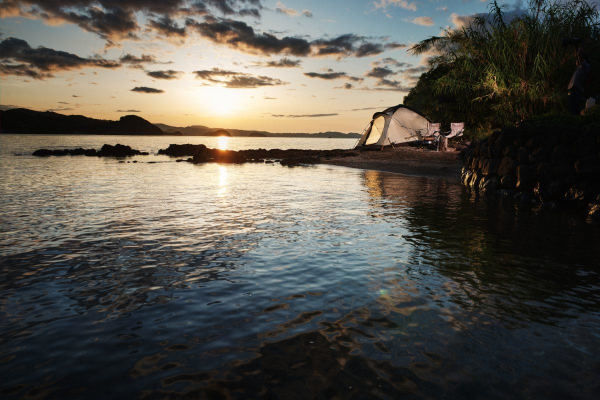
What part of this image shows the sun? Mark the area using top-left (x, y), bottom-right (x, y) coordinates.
top-left (206, 87), bottom-right (241, 116)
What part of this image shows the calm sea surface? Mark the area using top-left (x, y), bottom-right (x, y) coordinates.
top-left (1, 135), bottom-right (599, 399)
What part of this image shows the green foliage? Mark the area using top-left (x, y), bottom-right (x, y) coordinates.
top-left (405, 0), bottom-right (600, 138)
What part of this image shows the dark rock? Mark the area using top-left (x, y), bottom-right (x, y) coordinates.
top-left (479, 176), bottom-right (500, 195)
top-left (501, 174), bottom-right (517, 190)
top-left (542, 201), bottom-right (560, 210)
top-left (514, 191), bottom-right (535, 204)
top-left (497, 189), bottom-right (517, 198)
top-left (565, 181), bottom-right (598, 203)
top-left (588, 203), bottom-right (600, 218)
top-left (548, 179), bottom-right (568, 200)
top-left (529, 147), bottom-right (547, 164)
top-left (574, 156), bottom-right (600, 175)
top-left (553, 162), bottom-right (575, 179)
top-left (534, 182), bottom-right (550, 201)
top-left (32, 149), bottom-right (53, 157)
top-left (481, 158), bottom-right (499, 176)
top-left (158, 144), bottom-right (207, 157)
top-left (497, 156), bottom-right (518, 177)
top-left (469, 170), bottom-right (482, 189)
top-left (502, 145), bottom-right (518, 158)
top-left (517, 147), bottom-right (530, 164)
top-left (97, 144), bottom-right (145, 157)
top-left (560, 129), bottom-right (580, 144)
top-left (280, 157), bottom-right (320, 167)
top-left (535, 162), bottom-right (553, 186)
top-left (551, 145), bottom-right (570, 164)
top-left (526, 135), bottom-right (546, 150)
top-left (574, 136), bottom-right (597, 158)
top-left (516, 165), bottom-right (535, 190)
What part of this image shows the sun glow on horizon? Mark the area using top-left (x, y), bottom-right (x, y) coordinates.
top-left (217, 136), bottom-right (230, 150)
top-left (206, 87), bottom-right (243, 116)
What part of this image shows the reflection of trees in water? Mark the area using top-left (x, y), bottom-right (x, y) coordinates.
top-left (361, 170), bottom-right (600, 324)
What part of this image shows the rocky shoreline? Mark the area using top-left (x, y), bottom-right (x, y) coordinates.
top-left (32, 142), bottom-right (462, 179)
top-left (461, 120), bottom-right (600, 217)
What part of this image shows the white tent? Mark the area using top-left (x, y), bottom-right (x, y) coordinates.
top-left (355, 105), bottom-right (431, 148)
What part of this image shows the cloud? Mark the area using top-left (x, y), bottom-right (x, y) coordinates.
top-left (0, 104), bottom-right (22, 110)
top-left (450, 13), bottom-right (474, 30)
top-left (405, 16), bottom-right (435, 26)
top-left (0, 37), bottom-right (119, 79)
top-left (365, 66), bottom-right (395, 79)
top-left (437, 6), bottom-right (448, 12)
top-left (193, 68), bottom-right (288, 88)
top-left (116, 109), bottom-right (141, 112)
top-left (0, 63), bottom-right (53, 79)
top-left (187, 16), bottom-right (312, 56)
top-left (149, 15), bottom-right (186, 37)
top-left (343, 107), bottom-right (382, 112)
top-left (304, 69), bottom-right (363, 82)
top-left (272, 113), bottom-right (338, 118)
top-left (335, 83), bottom-right (354, 90)
top-left (373, 0), bottom-right (418, 13)
top-left (0, 1), bottom-right (264, 43)
top-left (275, 2), bottom-right (312, 18)
top-left (312, 34), bottom-right (405, 58)
top-left (252, 58), bottom-right (301, 68)
top-left (146, 69), bottom-right (183, 80)
top-left (371, 58), bottom-right (410, 68)
top-left (131, 86), bottom-right (164, 93)
top-left (119, 53), bottom-right (159, 64)
top-left (188, 17), bottom-right (402, 59)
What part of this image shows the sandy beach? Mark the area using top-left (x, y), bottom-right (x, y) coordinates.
top-left (321, 147), bottom-right (463, 180)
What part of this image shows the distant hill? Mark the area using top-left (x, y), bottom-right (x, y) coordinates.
top-left (156, 123), bottom-right (360, 138)
top-left (0, 108), bottom-right (171, 135)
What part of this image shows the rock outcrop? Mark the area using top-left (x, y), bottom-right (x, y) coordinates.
top-left (157, 144), bottom-right (357, 165)
top-left (33, 144), bottom-right (148, 157)
top-left (461, 118), bottom-right (600, 216)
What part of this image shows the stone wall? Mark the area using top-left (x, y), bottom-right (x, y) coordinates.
top-left (461, 122), bottom-right (600, 217)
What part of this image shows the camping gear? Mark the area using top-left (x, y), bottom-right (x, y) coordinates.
top-left (422, 122), bottom-right (441, 149)
top-left (355, 105), bottom-right (431, 148)
top-left (445, 123), bottom-right (465, 139)
top-left (586, 97), bottom-right (596, 109)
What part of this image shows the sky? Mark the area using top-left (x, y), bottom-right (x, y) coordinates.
top-left (0, 0), bottom-right (521, 133)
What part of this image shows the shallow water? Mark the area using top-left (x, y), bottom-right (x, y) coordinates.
top-left (1, 135), bottom-right (599, 399)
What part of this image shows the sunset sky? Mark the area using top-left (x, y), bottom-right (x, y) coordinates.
top-left (0, 0), bottom-right (520, 133)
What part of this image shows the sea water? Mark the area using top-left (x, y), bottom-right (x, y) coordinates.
top-left (1, 135), bottom-right (599, 399)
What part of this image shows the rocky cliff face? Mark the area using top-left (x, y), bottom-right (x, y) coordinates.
top-left (461, 120), bottom-right (600, 217)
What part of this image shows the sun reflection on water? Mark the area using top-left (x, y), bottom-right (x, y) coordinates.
top-left (218, 166), bottom-right (228, 196)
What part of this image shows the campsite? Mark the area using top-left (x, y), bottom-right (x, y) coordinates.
top-left (2, 1), bottom-right (600, 399)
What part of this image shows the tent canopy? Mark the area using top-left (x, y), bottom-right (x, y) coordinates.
top-left (355, 105), bottom-right (431, 148)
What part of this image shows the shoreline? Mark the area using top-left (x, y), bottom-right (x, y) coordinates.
top-left (319, 147), bottom-right (462, 181)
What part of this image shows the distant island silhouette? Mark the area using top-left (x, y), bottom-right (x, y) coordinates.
top-left (0, 108), bottom-right (361, 138)
top-left (0, 108), bottom-right (168, 135)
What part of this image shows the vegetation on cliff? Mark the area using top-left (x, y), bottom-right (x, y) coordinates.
top-left (404, 0), bottom-right (600, 138)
